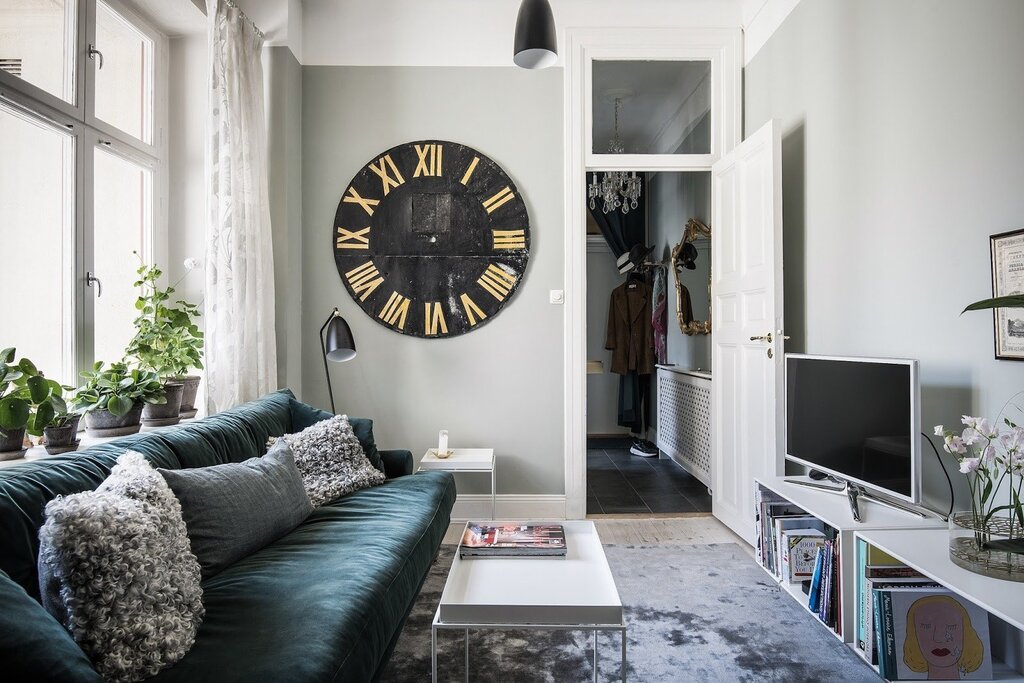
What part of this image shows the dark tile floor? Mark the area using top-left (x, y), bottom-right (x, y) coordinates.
top-left (587, 437), bottom-right (712, 515)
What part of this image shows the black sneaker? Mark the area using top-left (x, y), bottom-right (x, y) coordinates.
top-left (630, 440), bottom-right (659, 458)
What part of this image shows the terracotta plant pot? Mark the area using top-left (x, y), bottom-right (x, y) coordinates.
top-left (84, 404), bottom-right (144, 437)
top-left (141, 382), bottom-right (184, 427)
top-left (168, 375), bottom-right (201, 417)
top-left (0, 426), bottom-right (26, 457)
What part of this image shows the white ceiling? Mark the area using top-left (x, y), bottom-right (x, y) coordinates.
top-left (124, 0), bottom-right (204, 37)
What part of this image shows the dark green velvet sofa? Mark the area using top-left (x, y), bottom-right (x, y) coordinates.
top-left (0, 389), bottom-right (456, 682)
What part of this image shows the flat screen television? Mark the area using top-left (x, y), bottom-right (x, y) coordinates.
top-left (785, 354), bottom-right (920, 504)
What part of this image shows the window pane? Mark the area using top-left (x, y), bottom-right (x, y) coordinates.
top-left (0, 0), bottom-right (76, 103)
top-left (592, 60), bottom-right (711, 155)
top-left (94, 1), bottom-right (151, 143)
top-left (0, 103), bottom-right (75, 385)
top-left (93, 146), bottom-right (150, 365)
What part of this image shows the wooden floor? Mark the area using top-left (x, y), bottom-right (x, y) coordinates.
top-left (443, 514), bottom-right (753, 556)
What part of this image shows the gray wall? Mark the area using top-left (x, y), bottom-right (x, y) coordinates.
top-left (266, 47), bottom-right (304, 394)
top-left (745, 0), bottom-right (1024, 511)
top-left (586, 241), bottom-right (627, 435)
top-left (648, 171), bottom-right (712, 372)
top-left (301, 66), bottom-right (565, 495)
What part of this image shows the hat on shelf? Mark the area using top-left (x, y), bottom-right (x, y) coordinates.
top-left (680, 242), bottom-right (698, 270)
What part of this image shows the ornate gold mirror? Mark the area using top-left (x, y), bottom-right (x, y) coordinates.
top-left (671, 218), bottom-right (711, 335)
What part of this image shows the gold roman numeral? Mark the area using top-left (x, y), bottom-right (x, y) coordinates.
top-left (460, 156), bottom-right (480, 186)
top-left (424, 302), bottom-right (448, 336)
top-left (345, 261), bottom-right (384, 301)
top-left (336, 226), bottom-right (370, 249)
top-left (368, 154), bottom-right (405, 196)
top-left (460, 293), bottom-right (487, 327)
top-left (482, 186), bottom-right (515, 214)
top-left (492, 229), bottom-right (526, 250)
top-left (343, 186), bottom-right (379, 216)
top-left (414, 144), bottom-right (443, 178)
top-left (378, 291), bottom-right (411, 329)
top-left (477, 264), bottom-right (517, 302)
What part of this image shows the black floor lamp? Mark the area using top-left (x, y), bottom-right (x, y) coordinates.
top-left (320, 307), bottom-right (356, 414)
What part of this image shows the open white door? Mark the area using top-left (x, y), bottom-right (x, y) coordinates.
top-left (711, 120), bottom-right (784, 544)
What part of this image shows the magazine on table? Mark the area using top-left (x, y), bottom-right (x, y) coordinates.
top-left (460, 523), bottom-right (567, 558)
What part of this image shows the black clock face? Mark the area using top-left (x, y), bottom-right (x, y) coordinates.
top-left (333, 140), bottom-right (531, 338)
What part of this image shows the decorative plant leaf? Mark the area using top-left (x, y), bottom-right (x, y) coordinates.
top-left (982, 539), bottom-right (1024, 555)
top-left (107, 395), bottom-right (133, 417)
top-left (0, 396), bottom-right (30, 431)
top-left (0, 348), bottom-right (15, 363)
top-left (26, 375), bottom-right (50, 403)
top-left (962, 295), bottom-right (1024, 313)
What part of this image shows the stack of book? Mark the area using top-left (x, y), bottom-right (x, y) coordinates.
top-left (807, 537), bottom-right (840, 632)
top-left (855, 540), bottom-right (993, 681)
top-left (459, 523), bottom-right (567, 559)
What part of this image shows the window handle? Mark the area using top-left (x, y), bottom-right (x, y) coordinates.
top-left (88, 44), bottom-right (104, 70)
top-left (86, 271), bottom-right (102, 298)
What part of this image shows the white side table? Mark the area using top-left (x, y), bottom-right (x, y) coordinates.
top-left (418, 448), bottom-right (495, 519)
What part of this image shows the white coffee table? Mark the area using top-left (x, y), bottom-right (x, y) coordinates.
top-left (432, 521), bottom-right (626, 682)
top-left (418, 448), bottom-right (495, 519)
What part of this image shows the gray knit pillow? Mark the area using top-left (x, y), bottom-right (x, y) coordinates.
top-left (37, 452), bottom-right (204, 682)
top-left (281, 414), bottom-right (385, 506)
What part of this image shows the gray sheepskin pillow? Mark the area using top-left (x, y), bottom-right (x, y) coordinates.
top-left (280, 414), bottom-right (386, 506)
top-left (37, 451), bottom-right (204, 682)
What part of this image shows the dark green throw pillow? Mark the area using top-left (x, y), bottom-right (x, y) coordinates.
top-left (0, 569), bottom-right (101, 682)
top-left (288, 398), bottom-right (385, 474)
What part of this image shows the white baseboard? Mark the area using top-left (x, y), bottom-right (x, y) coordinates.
top-left (450, 494), bottom-right (567, 522)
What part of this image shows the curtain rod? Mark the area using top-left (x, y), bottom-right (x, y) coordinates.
top-left (196, 0), bottom-right (266, 39)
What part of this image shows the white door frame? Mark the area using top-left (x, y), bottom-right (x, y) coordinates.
top-left (563, 27), bottom-right (742, 519)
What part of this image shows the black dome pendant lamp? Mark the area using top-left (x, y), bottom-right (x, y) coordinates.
top-left (513, 0), bottom-right (557, 69)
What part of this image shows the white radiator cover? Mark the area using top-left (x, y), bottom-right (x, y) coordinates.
top-left (656, 366), bottom-right (712, 489)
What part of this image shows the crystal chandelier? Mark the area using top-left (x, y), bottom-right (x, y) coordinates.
top-left (587, 98), bottom-right (642, 215)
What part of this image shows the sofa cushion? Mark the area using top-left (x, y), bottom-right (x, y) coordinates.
top-left (289, 398), bottom-right (385, 473)
top-left (0, 569), bottom-right (102, 682)
top-left (281, 414), bottom-right (386, 506)
top-left (149, 471), bottom-right (456, 683)
top-left (37, 452), bottom-right (204, 682)
top-left (159, 440), bottom-right (314, 579)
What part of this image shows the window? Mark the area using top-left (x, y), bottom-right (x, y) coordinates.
top-left (0, 0), bottom-right (165, 384)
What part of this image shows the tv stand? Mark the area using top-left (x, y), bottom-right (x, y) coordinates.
top-left (783, 477), bottom-right (930, 520)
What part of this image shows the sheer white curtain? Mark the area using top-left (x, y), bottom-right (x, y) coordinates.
top-left (204, 0), bottom-right (277, 412)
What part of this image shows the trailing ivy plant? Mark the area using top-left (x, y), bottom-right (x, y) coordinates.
top-left (0, 348), bottom-right (67, 436)
top-left (73, 362), bottom-right (166, 417)
top-left (124, 256), bottom-right (204, 379)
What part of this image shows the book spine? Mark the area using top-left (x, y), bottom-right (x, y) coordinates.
top-left (882, 591), bottom-right (896, 680)
top-left (808, 547), bottom-right (824, 613)
top-left (857, 539), bottom-right (867, 651)
top-left (872, 589), bottom-right (883, 674)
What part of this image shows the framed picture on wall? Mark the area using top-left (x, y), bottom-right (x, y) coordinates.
top-left (990, 228), bottom-right (1024, 360)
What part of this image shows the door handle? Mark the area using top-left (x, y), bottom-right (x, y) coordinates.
top-left (749, 332), bottom-right (773, 343)
top-left (86, 271), bottom-right (102, 298)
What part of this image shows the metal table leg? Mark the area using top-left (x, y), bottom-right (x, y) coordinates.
top-left (465, 628), bottom-right (470, 682)
top-left (621, 626), bottom-right (627, 682)
top-left (593, 629), bottom-right (598, 683)
top-left (431, 621), bottom-right (438, 683)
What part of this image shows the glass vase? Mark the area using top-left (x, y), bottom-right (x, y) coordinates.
top-left (948, 511), bottom-right (1024, 582)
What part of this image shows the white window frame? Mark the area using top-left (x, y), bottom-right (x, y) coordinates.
top-left (563, 27), bottom-right (742, 520)
top-left (0, 0), bottom-right (168, 381)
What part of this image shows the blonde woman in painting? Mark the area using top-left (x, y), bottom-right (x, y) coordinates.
top-left (904, 595), bottom-right (985, 680)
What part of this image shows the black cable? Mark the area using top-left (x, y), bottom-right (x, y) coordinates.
top-left (922, 431), bottom-right (955, 519)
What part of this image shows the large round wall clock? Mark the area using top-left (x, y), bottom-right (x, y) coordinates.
top-left (333, 139), bottom-right (530, 338)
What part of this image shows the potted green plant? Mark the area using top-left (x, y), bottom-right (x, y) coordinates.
top-left (0, 348), bottom-right (66, 457)
top-left (73, 362), bottom-right (166, 437)
top-left (41, 385), bottom-right (81, 455)
top-left (125, 257), bottom-right (204, 423)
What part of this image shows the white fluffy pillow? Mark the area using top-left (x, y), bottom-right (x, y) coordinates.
top-left (37, 452), bottom-right (204, 682)
top-left (280, 414), bottom-right (386, 506)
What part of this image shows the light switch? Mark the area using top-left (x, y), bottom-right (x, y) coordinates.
top-left (549, 290), bottom-right (564, 304)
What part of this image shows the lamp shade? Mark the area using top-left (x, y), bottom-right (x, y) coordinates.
top-left (513, 0), bottom-right (557, 69)
top-left (324, 315), bottom-right (356, 362)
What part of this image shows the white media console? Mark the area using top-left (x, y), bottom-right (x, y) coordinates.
top-left (755, 476), bottom-right (1024, 681)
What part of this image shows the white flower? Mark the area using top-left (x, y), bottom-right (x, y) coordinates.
top-left (961, 427), bottom-right (982, 446)
top-left (183, 258), bottom-right (200, 271)
top-left (959, 457), bottom-right (981, 474)
top-left (961, 415), bottom-right (978, 429)
top-left (943, 435), bottom-right (967, 455)
top-left (982, 445), bottom-right (997, 463)
top-left (976, 418), bottom-right (998, 439)
top-left (934, 425), bottom-right (945, 436)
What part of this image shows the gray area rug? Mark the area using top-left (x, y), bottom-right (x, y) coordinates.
top-left (381, 543), bottom-right (878, 682)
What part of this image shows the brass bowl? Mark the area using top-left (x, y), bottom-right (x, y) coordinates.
top-left (432, 449), bottom-right (454, 460)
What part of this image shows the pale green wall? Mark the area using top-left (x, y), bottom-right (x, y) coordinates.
top-left (301, 66), bottom-right (565, 495)
top-left (745, 0), bottom-right (1024, 511)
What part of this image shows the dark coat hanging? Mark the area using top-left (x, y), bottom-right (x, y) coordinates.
top-left (605, 280), bottom-right (656, 375)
